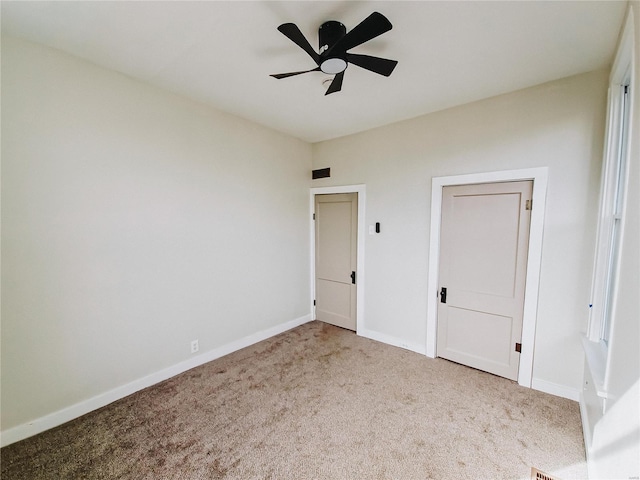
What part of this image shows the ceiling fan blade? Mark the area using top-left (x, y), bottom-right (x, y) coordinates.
top-left (270, 67), bottom-right (320, 79)
top-left (346, 53), bottom-right (398, 77)
top-left (277, 23), bottom-right (320, 65)
top-left (325, 72), bottom-right (345, 95)
top-left (329, 12), bottom-right (392, 54)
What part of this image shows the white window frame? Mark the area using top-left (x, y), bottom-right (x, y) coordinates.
top-left (584, 8), bottom-right (635, 399)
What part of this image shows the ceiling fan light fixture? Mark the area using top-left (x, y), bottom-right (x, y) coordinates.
top-left (271, 12), bottom-right (396, 95)
top-left (320, 57), bottom-right (348, 74)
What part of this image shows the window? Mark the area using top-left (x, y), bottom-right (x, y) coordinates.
top-left (585, 8), bottom-right (634, 393)
top-left (599, 83), bottom-right (630, 345)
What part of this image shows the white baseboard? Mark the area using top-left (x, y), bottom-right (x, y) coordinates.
top-left (359, 329), bottom-right (579, 402)
top-left (358, 328), bottom-right (427, 355)
top-left (0, 314), bottom-right (312, 448)
top-left (531, 377), bottom-right (580, 401)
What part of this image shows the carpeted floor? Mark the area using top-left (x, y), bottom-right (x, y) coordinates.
top-left (1, 321), bottom-right (587, 479)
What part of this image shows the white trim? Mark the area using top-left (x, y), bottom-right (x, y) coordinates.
top-left (0, 314), bottom-right (312, 448)
top-left (609, 7), bottom-right (635, 85)
top-left (531, 377), bottom-right (580, 402)
top-left (579, 363), bottom-right (596, 466)
top-left (310, 185), bottom-right (366, 333)
top-left (579, 391), bottom-right (594, 460)
top-left (358, 328), bottom-right (426, 355)
top-left (585, 6), bottom-right (635, 399)
top-left (580, 334), bottom-right (608, 398)
top-left (426, 167), bottom-right (549, 388)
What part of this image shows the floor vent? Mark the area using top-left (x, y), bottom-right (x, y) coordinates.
top-left (531, 467), bottom-right (561, 480)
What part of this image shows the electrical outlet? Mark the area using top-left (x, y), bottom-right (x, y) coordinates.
top-left (190, 340), bottom-right (199, 354)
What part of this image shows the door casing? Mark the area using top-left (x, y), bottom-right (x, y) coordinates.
top-left (427, 168), bottom-right (548, 388)
top-left (310, 185), bottom-right (366, 332)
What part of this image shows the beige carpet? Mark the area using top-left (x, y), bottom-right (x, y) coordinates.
top-left (1, 321), bottom-right (587, 479)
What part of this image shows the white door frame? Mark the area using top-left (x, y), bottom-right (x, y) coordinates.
top-left (426, 168), bottom-right (548, 387)
top-left (311, 185), bottom-right (366, 333)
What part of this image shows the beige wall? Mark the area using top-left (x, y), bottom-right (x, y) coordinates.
top-left (312, 69), bottom-right (609, 395)
top-left (1, 37), bottom-right (312, 432)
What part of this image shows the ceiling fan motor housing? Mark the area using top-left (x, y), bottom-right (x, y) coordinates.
top-left (319, 21), bottom-right (348, 74)
top-left (319, 21), bottom-right (346, 52)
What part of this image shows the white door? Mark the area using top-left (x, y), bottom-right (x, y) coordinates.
top-left (437, 181), bottom-right (532, 380)
top-left (315, 193), bottom-right (357, 331)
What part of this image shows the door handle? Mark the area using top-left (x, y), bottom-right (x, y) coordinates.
top-left (351, 271), bottom-right (356, 284)
top-left (440, 287), bottom-right (447, 303)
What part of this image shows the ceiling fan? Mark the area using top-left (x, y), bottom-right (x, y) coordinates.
top-left (270, 12), bottom-right (398, 95)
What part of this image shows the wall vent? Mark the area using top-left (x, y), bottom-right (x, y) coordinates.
top-left (312, 168), bottom-right (330, 179)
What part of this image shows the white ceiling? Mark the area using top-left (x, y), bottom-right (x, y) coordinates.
top-left (1, 1), bottom-right (628, 143)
